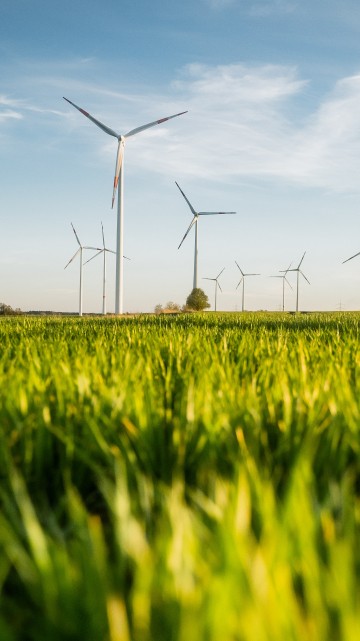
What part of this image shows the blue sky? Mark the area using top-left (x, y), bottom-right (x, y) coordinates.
top-left (2, 0), bottom-right (360, 312)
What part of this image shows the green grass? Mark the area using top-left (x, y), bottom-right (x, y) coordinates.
top-left (1, 313), bottom-right (360, 640)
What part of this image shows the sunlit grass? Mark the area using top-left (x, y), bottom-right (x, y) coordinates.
top-left (1, 313), bottom-right (360, 639)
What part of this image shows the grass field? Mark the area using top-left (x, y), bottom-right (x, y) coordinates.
top-left (1, 312), bottom-right (360, 640)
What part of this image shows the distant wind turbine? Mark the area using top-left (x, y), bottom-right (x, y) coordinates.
top-left (203, 267), bottom-right (225, 311)
top-left (235, 262), bottom-right (260, 312)
top-left (63, 97), bottom-right (187, 315)
top-left (64, 223), bottom-right (101, 316)
top-left (270, 262), bottom-right (292, 312)
top-left (283, 252), bottom-right (310, 312)
top-left (342, 248), bottom-right (360, 265)
top-left (176, 181), bottom-right (236, 289)
top-left (84, 222), bottom-right (130, 315)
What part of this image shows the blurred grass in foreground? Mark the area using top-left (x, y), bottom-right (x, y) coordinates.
top-left (0, 313), bottom-right (360, 640)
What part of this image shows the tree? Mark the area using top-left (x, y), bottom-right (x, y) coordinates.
top-left (0, 303), bottom-right (22, 316)
top-left (185, 288), bottom-right (210, 311)
top-left (154, 301), bottom-right (181, 314)
top-left (165, 301), bottom-right (180, 311)
top-left (154, 304), bottom-right (163, 314)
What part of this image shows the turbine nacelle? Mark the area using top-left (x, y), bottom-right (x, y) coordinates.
top-left (64, 97), bottom-right (187, 209)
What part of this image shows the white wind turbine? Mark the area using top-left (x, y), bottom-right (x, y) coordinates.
top-left (283, 252), bottom-right (310, 312)
top-left (63, 97), bottom-right (187, 315)
top-left (342, 248), bottom-right (360, 266)
top-left (203, 267), bottom-right (225, 311)
top-left (64, 223), bottom-right (101, 316)
top-left (342, 249), bottom-right (360, 307)
top-left (235, 262), bottom-right (260, 312)
top-left (83, 222), bottom-right (130, 315)
top-left (176, 181), bottom-right (236, 289)
top-left (270, 262), bottom-right (292, 312)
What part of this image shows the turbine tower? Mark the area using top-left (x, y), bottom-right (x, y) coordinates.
top-left (270, 262), bottom-right (292, 312)
top-left (64, 223), bottom-right (101, 316)
top-left (84, 222), bottom-right (130, 315)
top-left (176, 181), bottom-right (236, 289)
top-left (203, 267), bottom-right (225, 311)
top-left (284, 252), bottom-right (310, 312)
top-left (235, 262), bottom-right (260, 312)
top-left (63, 97), bottom-right (187, 314)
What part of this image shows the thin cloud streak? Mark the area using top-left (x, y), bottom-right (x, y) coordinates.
top-left (203, 0), bottom-right (297, 16)
top-left (0, 110), bottom-right (23, 122)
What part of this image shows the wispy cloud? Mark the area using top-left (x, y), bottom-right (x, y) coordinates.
top-left (204, 0), bottom-right (236, 9)
top-left (248, 1), bottom-right (297, 17)
top-left (128, 63), bottom-right (360, 193)
top-left (0, 110), bottom-right (23, 122)
top-left (0, 95), bottom-right (23, 122)
top-left (203, 0), bottom-right (297, 15)
top-left (2, 60), bottom-right (360, 193)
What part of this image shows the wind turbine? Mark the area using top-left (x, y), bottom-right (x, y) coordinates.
top-left (64, 223), bottom-right (101, 316)
top-left (83, 222), bottom-right (130, 315)
top-left (63, 97), bottom-right (187, 315)
top-left (235, 262), bottom-right (260, 312)
top-left (203, 267), bottom-right (225, 311)
top-left (176, 181), bottom-right (236, 289)
top-left (342, 248), bottom-right (360, 265)
top-left (270, 262), bottom-right (292, 312)
top-left (283, 252), bottom-right (310, 312)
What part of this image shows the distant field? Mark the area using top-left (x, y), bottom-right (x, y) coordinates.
top-left (1, 313), bottom-right (360, 641)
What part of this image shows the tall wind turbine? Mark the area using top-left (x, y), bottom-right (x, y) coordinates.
top-left (270, 262), bottom-right (292, 312)
top-left (84, 222), bottom-right (130, 315)
top-left (284, 252), bottom-right (310, 312)
top-left (63, 97), bottom-right (187, 314)
top-left (64, 223), bottom-right (101, 316)
top-left (203, 267), bottom-right (225, 311)
top-left (235, 262), bottom-right (260, 312)
top-left (176, 181), bottom-right (236, 289)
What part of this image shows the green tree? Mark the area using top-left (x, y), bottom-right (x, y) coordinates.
top-left (0, 303), bottom-right (22, 316)
top-left (154, 304), bottom-right (163, 314)
top-left (185, 288), bottom-right (210, 311)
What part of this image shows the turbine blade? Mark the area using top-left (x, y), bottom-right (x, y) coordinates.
top-left (203, 277), bottom-right (215, 282)
top-left (245, 273), bottom-right (260, 276)
top-left (83, 246), bottom-right (103, 251)
top-left (216, 267), bottom-right (225, 279)
top-left (83, 249), bottom-right (103, 265)
top-left (236, 277), bottom-right (243, 289)
top-left (342, 250), bottom-right (360, 264)
top-left (300, 270), bottom-right (310, 285)
top-left (284, 277), bottom-right (293, 289)
top-left (112, 139), bottom-right (125, 208)
top-left (124, 256), bottom-right (131, 260)
top-left (64, 248), bottom-right (80, 269)
top-left (198, 211), bottom-right (236, 215)
top-left (63, 97), bottom-right (119, 138)
top-left (298, 251), bottom-right (306, 269)
top-left (101, 222), bottom-right (105, 248)
top-left (175, 181), bottom-right (197, 215)
top-left (71, 222), bottom-right (81, 247)
top-left (217, 281), bottom-right (223, 293)
top-left (235, 261), bottom-right (244, 276)
top-left (104, 248), bottom-right (116, 255)
top-left (125, 111), bottom-right (187, 138)
top-left (178, 217), bottom-right (196, 249)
